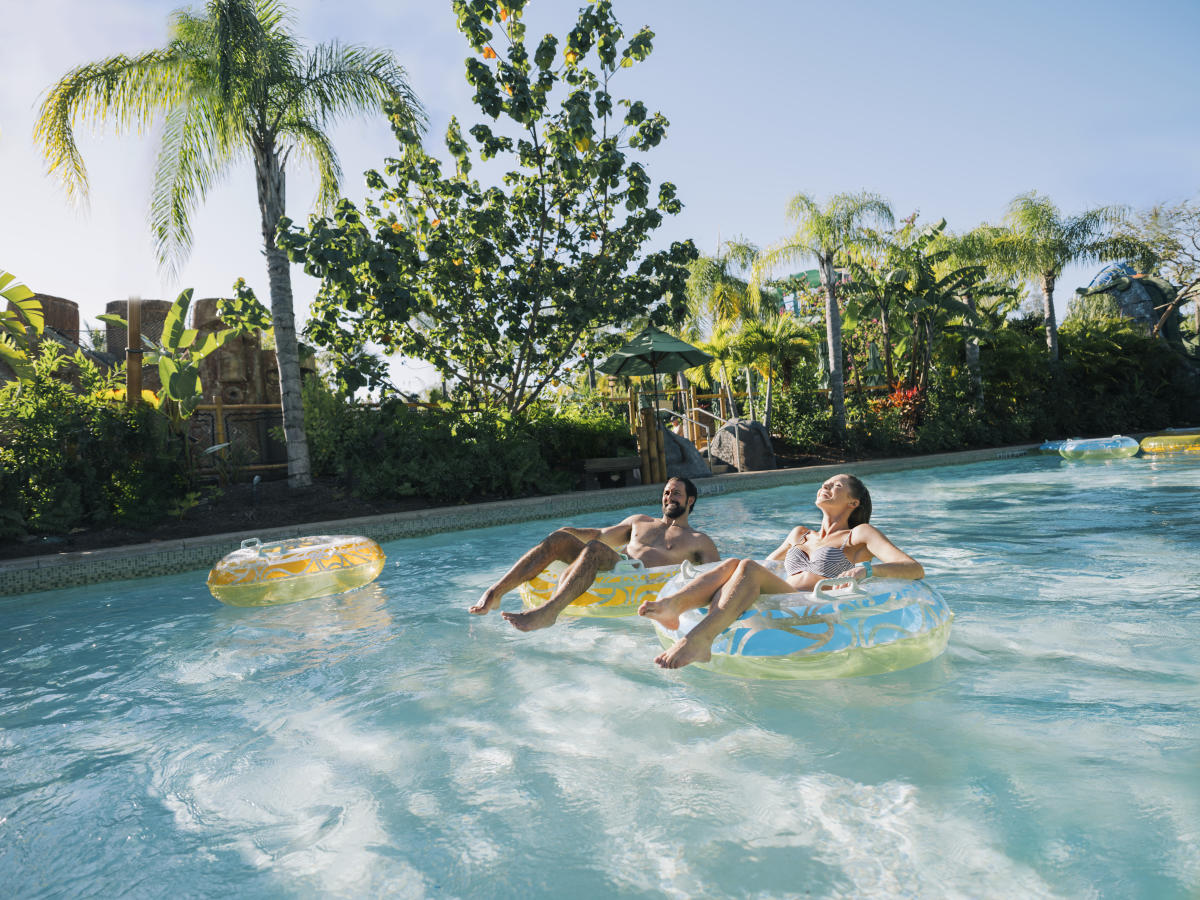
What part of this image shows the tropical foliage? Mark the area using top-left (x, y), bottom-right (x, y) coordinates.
top-left (35, 0), bottom-right (425, 487)
top-left (281, 0), bottom-right (695, 413)
top-left (752, 192), bottom-right (894, 433)
top-left (0, 345), bottom-right (189, 537)
top-left (0, 268), bottom-right (42, 383)
top-left (973, 192), bottom-right (1151, 360)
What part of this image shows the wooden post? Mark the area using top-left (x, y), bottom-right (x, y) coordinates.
top-left (637, 408), bottom-right (654, 484)
top-left (654, 419), bottom-right (667, 483)
top-left (126, 299), bottom-right (142, 407)
top-left (628, 387), bottom-right (637, 436)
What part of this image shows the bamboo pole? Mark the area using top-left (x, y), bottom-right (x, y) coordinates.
top-left (628, 387), bottom-right (637, 436)
top-left (653, 418), bottom-right (667, 483)
top-left (125, 299), bottom-right (142, 407)
top-left (638, 408), bottom-right (654, 484)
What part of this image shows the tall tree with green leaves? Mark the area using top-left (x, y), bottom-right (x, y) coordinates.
top-left (281, 0), bottom-right (695, 414)
top-left (753, 191), bottom-right (893, 434)
top-left (34, 0), bottom-right (424, 488)
top-left (986, 192), bottom-right (1145, 361)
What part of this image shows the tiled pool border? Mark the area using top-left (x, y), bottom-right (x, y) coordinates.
top-left (0, 444), bottom-right (1038, 597)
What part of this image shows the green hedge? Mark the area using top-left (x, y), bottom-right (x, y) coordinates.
top-left (302, 382), bottom-right (636, 503)
top-left (0, 346), bottom-right (189, 538)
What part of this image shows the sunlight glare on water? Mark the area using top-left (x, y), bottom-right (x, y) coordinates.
top-left (2, 455), bottom-right (1198, 898)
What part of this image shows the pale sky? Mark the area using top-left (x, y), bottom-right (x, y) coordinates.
top-left (4, 0), bottom-right (1199, 393)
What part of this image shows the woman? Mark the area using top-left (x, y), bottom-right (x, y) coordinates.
top-left (638, 473), bottom-right (924, 669)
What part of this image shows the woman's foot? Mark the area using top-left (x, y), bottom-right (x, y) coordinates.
top-left (637, 593), bottom-right (688, 630)
top-left (654, 635), bottom-right (713, 669)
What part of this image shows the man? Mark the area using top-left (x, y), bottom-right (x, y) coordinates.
top-left (470, 476), bottom-right (720, 631)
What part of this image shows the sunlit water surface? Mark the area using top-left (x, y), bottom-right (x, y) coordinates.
top-left (2, 456), bottom-right (1198, 899)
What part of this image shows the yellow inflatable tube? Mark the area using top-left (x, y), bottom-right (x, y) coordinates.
top-left (518, 558), bottom-right (678, 617)
top-left (208, 535), bottom-right (386, 607)
top-left (1140, 432), bottom-right (1200, 454)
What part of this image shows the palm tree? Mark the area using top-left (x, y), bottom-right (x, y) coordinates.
top-left (689, 324), bottom-right (740, 421)
top-left (735, 315), bottom-right (810, 432)
top-left (987, 192), bottom-right (1145, 361)
top-left (681, 239), bottom-right (764, 340)
top-left (753, 192), bottom-right (893, 434)
top-left (35, 0), bottom-right (424, 488)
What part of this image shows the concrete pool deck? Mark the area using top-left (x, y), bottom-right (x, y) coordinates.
top-left (0, 443), bottom-right (1038, 597)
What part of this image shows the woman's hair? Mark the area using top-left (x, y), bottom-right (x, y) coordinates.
top-left (844, 474), bottom-right (872, 527)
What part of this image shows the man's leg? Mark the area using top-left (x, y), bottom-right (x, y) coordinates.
top-left (500, 540), bottom-right (621, 632)
top-left (638, 558), bottom-right (739, 629)
top-left (655, 560), bottom-right (793, 669)
top-left (470, 530), bottom-right (587, 614)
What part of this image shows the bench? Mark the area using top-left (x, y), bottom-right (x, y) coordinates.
top-left (581, 456), bottom-right (642, 490)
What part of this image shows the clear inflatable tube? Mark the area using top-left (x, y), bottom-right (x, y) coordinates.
top-left (207, 535), bottom-right (386, 607)
top-left (1058, 435), bottom-right (1139, 460)
top-left (652, 561), bottom-right (954, 679)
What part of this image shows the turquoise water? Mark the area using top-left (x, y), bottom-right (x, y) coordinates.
top-left (2, 455), bottom-right (1198, 898)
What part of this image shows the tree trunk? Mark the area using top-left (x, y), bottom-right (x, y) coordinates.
top-left (744, 365), bottom-right (755, 421)
top-left (1041, 272), bottom-right (1059, 361)
top-left (821, 256), bottom-right (846, 434)
top-left (964, 294), bottom-right (983, 405)
top-left (720, 364), bottom-right (736, 420)
top-left (763, 368), bottom-right (774, 433)
top-left (255, 141), bottom-right (312, 489)
top-left (879, 299), bottom-right (895, 385)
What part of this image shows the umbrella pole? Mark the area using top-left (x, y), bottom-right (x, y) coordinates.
top-left (651, 364), bottom-right (667, 483)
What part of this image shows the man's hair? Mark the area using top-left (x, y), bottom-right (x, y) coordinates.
top-left (844, 474), bottom-right (872, 527)
top-left (668, 476), bottom-right (698, 514)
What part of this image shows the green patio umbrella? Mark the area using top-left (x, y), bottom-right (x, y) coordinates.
top-left (597, 325), bottom-right (713, 415)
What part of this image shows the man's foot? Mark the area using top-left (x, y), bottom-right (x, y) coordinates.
top-left (501, 605), bottom-right (560, 632)
top-left (654, 636), bottom-right (712, 669)
top-left (638, 594), bottom-right (686, 630)
top-left (470, 588), bottom-right (500, 615)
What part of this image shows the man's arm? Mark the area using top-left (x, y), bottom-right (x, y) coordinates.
top-left (692, 532), bottom-right (721, 563)
top-left (589, 516), bottom-right (640, 551)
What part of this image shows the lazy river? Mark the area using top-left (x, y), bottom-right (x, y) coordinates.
top-left (2, 455), bottom-right (1198, 898)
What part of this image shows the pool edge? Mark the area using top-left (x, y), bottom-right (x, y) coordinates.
top-left (0, 444), bottom-right (1036, 597)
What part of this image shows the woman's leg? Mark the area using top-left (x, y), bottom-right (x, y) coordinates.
top-left (655, 560), bottom-right (794, 669)
top-left (638, 558), bottom-right (740, 629)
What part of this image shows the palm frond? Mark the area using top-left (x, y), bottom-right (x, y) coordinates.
top-left (34, 49), bottom-right (187, 203)
top-left (150, 97), bottom-right (245, 272)
top-left (283, 43), bottom-right (427, 135)
top-left (280, 119), bottom-right (342, 212)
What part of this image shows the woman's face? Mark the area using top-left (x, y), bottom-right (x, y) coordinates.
top-left (815, 475), bottom-right (859, 517)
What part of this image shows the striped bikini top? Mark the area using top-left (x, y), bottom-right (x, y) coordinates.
top-left (784, 532), bottom-right (855, 578)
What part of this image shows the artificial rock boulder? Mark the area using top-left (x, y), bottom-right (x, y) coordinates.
top-left (663, 429), bottom-right (712, 480)
top-left (709, 418), bottom-right (776, 472)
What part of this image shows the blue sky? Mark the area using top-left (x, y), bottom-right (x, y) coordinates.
top-left (4, 0), bottom-right (1198, 392)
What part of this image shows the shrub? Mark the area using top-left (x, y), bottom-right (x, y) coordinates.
top-left (301, 382), bottom-right (635, 502)
top-left (0, 345), bottom-right (190, 535)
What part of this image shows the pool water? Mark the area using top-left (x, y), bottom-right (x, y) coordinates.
top-left (2, 456), bottom-right (1198, 898)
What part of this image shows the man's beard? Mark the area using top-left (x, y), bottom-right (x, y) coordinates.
top-left (663, 501), bottom-right (686, 519)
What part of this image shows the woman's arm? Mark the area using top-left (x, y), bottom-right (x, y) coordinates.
top-left (845, 524), bottom-right (924, 580)
top-left (767, 525), bottom-right (810, 561)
